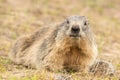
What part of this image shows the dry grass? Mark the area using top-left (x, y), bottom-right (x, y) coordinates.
top-left (0, 0), bottom-right (120, 80)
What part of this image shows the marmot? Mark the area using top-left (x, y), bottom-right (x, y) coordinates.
top-left (9, 15), bottom-right (98, 72)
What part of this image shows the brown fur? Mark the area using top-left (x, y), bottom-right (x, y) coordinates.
top-left (9, 16), bottom-right (98, 72)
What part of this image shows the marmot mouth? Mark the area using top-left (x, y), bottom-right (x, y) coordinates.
top-left (70, 34), bottom-right (81, 37)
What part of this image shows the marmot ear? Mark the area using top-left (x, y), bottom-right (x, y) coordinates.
top-left (59, 20), bottom-right (67, 27)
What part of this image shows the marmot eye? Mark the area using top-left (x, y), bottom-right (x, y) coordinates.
top-left (66, 20), bottom-right (69, 24)
top-left (84, 21), bottom-right (87, 26)
top-left (83, 21), bottom-right (88, 31)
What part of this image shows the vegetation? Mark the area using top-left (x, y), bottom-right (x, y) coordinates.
top-left (0, 0), bottom-right (120, 79)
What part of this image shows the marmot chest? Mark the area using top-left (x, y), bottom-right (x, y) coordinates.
top-left (63, 47), bottom-right (86, 69)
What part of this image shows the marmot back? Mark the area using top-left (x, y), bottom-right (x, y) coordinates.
top-left (9, 15), bottom-right (98, 72)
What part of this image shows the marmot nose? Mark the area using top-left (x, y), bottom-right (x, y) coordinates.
top-left (71, 26), bottom-right (80, 34)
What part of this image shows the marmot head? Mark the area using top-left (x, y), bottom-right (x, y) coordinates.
top-left (66, 16), bottom-right (89, 38)
top-left (55, 15), bottom-right (95, 48)
top-left (57, 15), bottom-right (92, 40)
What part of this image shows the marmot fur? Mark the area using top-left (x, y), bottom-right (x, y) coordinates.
top-left (9, 15), bottom-right (98, 72)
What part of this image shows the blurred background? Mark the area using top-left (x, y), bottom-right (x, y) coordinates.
top-left (0, 0), bottom-right (120, 79)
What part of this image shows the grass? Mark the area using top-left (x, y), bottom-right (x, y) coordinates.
top-left (0, 0), bottom-right (120, 79)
